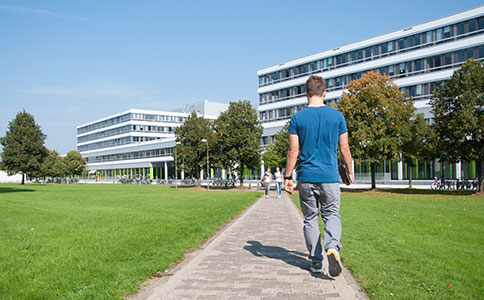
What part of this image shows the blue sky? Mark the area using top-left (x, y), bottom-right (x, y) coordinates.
top-left (1, 0), bottom-right (482, 154)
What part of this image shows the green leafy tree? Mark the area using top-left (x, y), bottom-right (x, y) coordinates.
top-left (263, 122), bottom-right (290, 169)
top-left (0, 110), bottom-right (48, 184)
top-left (214, 100), bottom-right (262, 185)
top-left (430, 59), bottom-right (484, 192)
top-left (175, 111), bottom-right (216, 183)
top-left (400, 114), bottom-right (436, 188)
top-left (338, 71), bottom-right (415, 189)
top-left (63, 150), bottom-right (87, 176)
top-left (40, 149), bottom-right (61, 178)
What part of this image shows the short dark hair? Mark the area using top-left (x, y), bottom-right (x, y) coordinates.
top-left (306, 75), bottom-right (326, 97)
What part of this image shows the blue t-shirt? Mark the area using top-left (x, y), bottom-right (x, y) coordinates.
top-left (288, 106), bottom-right (348, 183)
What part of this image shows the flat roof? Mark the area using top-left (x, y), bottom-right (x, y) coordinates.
top-left (258, 6), bottom-right (484, 75)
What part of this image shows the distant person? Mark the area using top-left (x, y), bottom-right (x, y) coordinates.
top-left (284, 75), bottom-right (353, 277)
top-left (263, 168), bottom-right (272, 198)
top-left (274, 167), bottom-right (283, 198)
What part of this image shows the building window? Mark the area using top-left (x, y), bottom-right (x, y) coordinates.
top-left (436, 28), bottom-right (443, 41)
top-left (426, 31), bottom-right (432, 44)
top-left (443, 26), bottom-right (451, 39)
top-left (399, 63), bottom-right (405, 74)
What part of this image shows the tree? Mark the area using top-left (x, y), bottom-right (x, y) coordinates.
top-left (214, 100), bottom-right (263, 186)
top-left (0, 110), bottom-right (48, 184)
top-left (430, 59), bottom-right (484, 192)
top-left (40, 149), bottom-right (61, 178)
top-left (263, 122), bottom-right (290, 169)
top-left (338, 71), bottom-right (415, 189)
top-left (63, 150), bottom-right (87, 176)
top-left (175, 111), bottom-right (216, 183)
top-left (400, 114), bottom-right (435, 188)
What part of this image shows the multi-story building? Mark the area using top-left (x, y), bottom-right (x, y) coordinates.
top-left (77, 100), bottom-right (228, 180)
top-left (257, 6), bottom-right (484, 182)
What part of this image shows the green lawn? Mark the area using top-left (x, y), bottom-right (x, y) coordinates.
top-left (0, 184), bottom-right (261, 300)
top-left (291, 189), bottom-right (484, 300)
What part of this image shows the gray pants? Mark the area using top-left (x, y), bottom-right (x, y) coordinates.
top-left (299, 182), bottom-right (342, 263)
top-left (264, 183), bottom-right (270, 196)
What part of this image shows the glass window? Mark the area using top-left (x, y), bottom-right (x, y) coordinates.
top-left (414, 34), bottom-right (421, 46)
top-left (415, 59), bottom-right (422, 71)
top-left (407, 36), bottom-right (413, 48)
top-left (351, 51), bottom-right (357, 62)
top-left (357, 50), bottom-right (363, 60)
top-left (335, 77), bottom-right (341, 87)
top-left (479, 17), bottom-right (484, 30)
top-left (398, 38), bottom-right (404, 50)
top-left (328, 57), bottom-right (333, 67)
top-left (323, 58), bottom-right (327, 69)
top-left (399, 63), bottom-right (405, 74)
top-left (468, 19), bottom-right (476, 32)
top-left (416, 85), bottom-right (422, 96)
top-left (388, 41), bottom-right (393, 52)
top-left (458, 50), bottom-right (466, 62)
top-left (436, 28), bottom-right (443, 41)
top-left (467, 48), bottom-right (474, 60)
top-left (372, 45), bottom-right (379, 56)
top-left (336, 55), bottom-right (342, 65)
top-left (389, 65), bottom-right (394, 76)
top-left (443, 26), bottom-right (451, 38)
top-left (479, 45), bottom-right (484, 59)
top-left (443, 53), bottom-right (452, 65)
top-left (406, 61), bottom-right (413, 73)
top-left (457, 22), bottom-right (465, 35)
top-left (342, 54), bottom-right (348, 64)
top-left (426, 31), bottom-right (432, 43)
top-left (365, 47), bottom-right (371, 58)
top-left (381, 42), bottom-right (387, 54)
top-left (409, 86), bottom-right (416, 97)
top-left (316, 60), bottom-right (321, 70)
top-left (328, 78), bottom-right (334, 88)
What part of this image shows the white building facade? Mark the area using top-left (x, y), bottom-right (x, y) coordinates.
top-left (77, 101), bottom-right (228, 180)
top-left (257, 6), bottom-right (484, 182)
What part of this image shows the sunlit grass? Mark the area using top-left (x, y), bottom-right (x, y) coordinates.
top-left (0, 183), bottom-right (261, 299)
top-left (291, 189), bottom-right (484, 300)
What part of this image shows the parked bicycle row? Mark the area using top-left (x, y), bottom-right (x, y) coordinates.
top-left (32, 177), bottom-right (80, 184)
top-left (113, 176), bottom-right (235, 186)
top-left (430, 177), bottom-right (481, 190)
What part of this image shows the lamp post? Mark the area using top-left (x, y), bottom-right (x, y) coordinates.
top-left (201, 138), bottom-right (209, 190)
top-left (175, 142), bottom-right (181, 189)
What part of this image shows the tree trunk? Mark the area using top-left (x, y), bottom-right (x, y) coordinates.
top-left (370, 162), bottom-right (376, 190)
top-left (408, 166), bottom-right (413, 189)
top-left (239, 163), bottom-right (244, 187)
top-left (21, 173), bottom-right (25, 185)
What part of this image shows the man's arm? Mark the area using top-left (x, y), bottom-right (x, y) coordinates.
top-left (338, 132), bottom-right (354, 185)
top-left (284, 133), bottom-right (299, 194)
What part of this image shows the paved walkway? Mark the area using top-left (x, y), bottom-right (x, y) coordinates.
top-left (133, 193), bottom-right (368, 300)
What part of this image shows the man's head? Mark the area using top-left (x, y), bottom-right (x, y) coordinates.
top-left (305, 75), bottom-right (326, 98)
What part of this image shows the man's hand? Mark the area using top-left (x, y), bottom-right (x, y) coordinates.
top-left (284, 179), bottom-right (293, 194)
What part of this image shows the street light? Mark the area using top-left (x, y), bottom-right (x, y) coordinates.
top-left (201, 138), bottom-right (209, 190)
top-left (175, 142), bottom-right (181, 189)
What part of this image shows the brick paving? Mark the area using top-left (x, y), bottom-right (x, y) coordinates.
top-left (133, 192), bottom-right (368, 300)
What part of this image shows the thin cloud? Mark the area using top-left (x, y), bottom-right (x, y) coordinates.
top-left (22, 81), bottom-right (155, 100)
top-left (0, 5), bottom-right (90, 22)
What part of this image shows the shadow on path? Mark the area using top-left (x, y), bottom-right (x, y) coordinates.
top-left (244, 240), bottom-right (333, 281)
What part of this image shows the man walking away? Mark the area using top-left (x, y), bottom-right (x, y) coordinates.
top-left (284, 75), bottom-right (353, 277)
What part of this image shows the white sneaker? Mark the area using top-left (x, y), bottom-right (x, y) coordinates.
top-left (277, 195), bottom-right (281, 198)
top-left (265, 195), bottom-right (269, 198)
